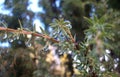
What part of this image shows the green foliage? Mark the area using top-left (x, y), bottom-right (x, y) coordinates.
top-left (107, 0), bottom-right (120, 10)
top-left (0, 0), bottom-right (120, 77)
top-left (84, 15), bottom-right (114, 44)
top-left (1, 16), bottom-right (120, 77)
top-left (2, 0), bottom-right (34, 29)
top-left (50, 19), bottom-right (72, 42)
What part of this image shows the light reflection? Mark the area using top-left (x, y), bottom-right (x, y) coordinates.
top-left (0, 41), bottom-right (10, 48)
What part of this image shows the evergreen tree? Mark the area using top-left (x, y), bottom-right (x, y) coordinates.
top-left (0, 0), bottom-right (120, 77)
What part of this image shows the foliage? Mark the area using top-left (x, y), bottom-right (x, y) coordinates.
top-left (1, 0), bottom-right (34, 29)
top-left (0, 0), bottom-right (120, 77)
top-left (0, 16), bottom-right (120, 77)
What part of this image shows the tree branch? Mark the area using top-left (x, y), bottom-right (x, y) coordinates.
top-left (0, 27), bottom-right (59, 43)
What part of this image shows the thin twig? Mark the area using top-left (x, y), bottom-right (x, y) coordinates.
top-left (67, 30), bottom-right (75, 43)
top-left (0, 27), bottom-right (59, 43)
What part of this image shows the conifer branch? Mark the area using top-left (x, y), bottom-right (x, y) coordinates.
top-left (0, 27), bottom-right (59, 43)
top-left (0, 27), bottom-right (80, 50)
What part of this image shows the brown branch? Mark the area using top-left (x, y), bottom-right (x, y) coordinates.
top-left (0, 27), bottom-right (80, 50)
top-left (67, 30), bottom-right (75, 43)
top-left (0, 27), bottom-right (59, 43)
